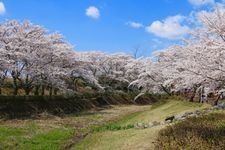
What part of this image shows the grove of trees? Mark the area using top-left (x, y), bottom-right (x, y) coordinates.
top-left (0, 7), bottom-right (225, 104)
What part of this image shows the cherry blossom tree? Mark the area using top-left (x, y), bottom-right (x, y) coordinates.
top-left (1, 6), bottom-right (225, 100)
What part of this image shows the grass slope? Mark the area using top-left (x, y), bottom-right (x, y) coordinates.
top-left (0, 105), bottom-right (150, 150)
top-left (74, 99), bottom-right (210, 150)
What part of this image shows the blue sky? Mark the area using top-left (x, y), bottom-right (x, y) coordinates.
top-left (0, 0), bottom-right (223, 56)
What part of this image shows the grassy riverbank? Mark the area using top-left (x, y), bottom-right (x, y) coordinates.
top-left (74, 99), bottom-right (209, 150)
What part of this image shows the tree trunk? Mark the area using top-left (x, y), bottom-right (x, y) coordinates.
top-left (41, 85), bottom-right (45, 96)
top-left (214, 93), bottom-right (222, 105)
top-left (12, 77), bottom-right (18, 96)
top-left (25, 88), bottom-right (30, 96)
top-left (49, 86), bottom-right (53, 96)
top-left (198, 90), bottom-right (202, 103)
top-left (74, 79), bottom-right (78, 91)
top-left (161, 85), bottom-right (172, 96)
top-left (54, 88), bottom-right (58, 95)
top-left (24, 74), bottom-right (30, 96)
top-left (190, 87), bottom-right (197, 102)
top-left (34, 85), bottom-right (40, 96)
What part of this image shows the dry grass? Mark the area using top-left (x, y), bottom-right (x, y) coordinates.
top-left (155, 111), bottom-right (225, 150)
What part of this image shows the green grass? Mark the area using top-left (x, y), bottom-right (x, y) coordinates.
top-left (73, 99), bottom-right (210, 150)
top-left (114, 98), bottom-right (207, 126)
top-left (155, 112), bottom-right (225, 150)
top-left (0, 124), bottom-right (73, 150)
top-left (0, 96), bottom-right (212, 150)
top-left (0, 103), bottom-right (151, 150)
top-left (20, 128), bottom-right (73, 150)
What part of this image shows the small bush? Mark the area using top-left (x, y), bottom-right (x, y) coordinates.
top-left (95, 124), bottom-right (134, 132)
top-left (155, 113), bottom-right (225, 150)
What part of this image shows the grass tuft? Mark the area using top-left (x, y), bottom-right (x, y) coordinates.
top-left (95, 124), bottom-right (134, 132)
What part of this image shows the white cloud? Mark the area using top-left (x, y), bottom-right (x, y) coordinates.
top-left (86, 6), bottom-right (100, 19)
top-left (146, 15), bottom-right (190, 39)
top-left (0, 2), bottom-right (6, 15)
top-left (127, 21), bottom-right (143, 28)
top-left (188, 0), bottom-right (215, 6)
